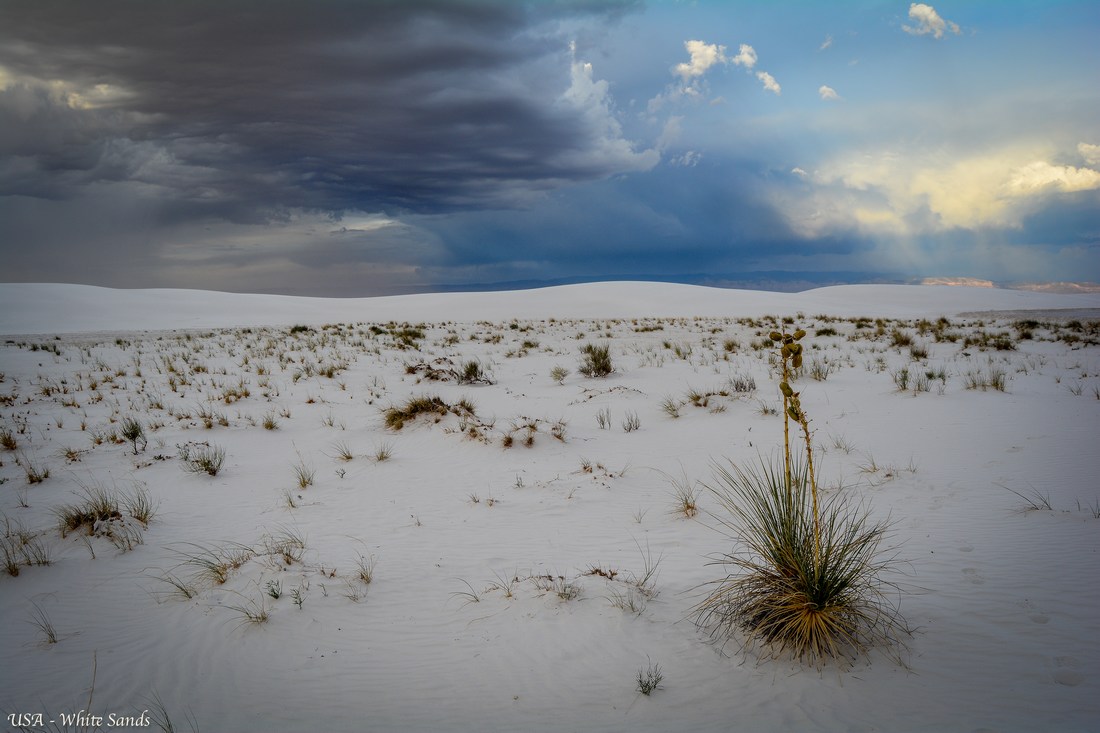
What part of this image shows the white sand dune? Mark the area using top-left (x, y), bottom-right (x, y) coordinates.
top-left (2, 282), bottom-right (1097, 335)
top-left (1, 282), bottom-right (1098, 732)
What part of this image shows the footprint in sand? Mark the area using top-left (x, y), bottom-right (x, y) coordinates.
top-left (961, 567), bottom-right (984, 585)
top-left (1051, 656), bottom-right (1085, 687)
top-left (1018, 599), bottom-right (1050, 624)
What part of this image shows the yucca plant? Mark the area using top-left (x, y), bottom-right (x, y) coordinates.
top-left (695, 324), bottom-right (908, 668)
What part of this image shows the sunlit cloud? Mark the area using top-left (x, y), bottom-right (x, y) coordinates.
top-left (756, 71), bottom-right (781, 95)
top-left (674, 40), bottom-right (728, 82)
top-left (818, 85), bottom-right (840, 101)
top-left (731, 43), bottom-right (757, 69)
top-left (1078, 142), bottom-right (1100, 166)
top-left (797, 145), bottom-right (1100, 236)
top-left (903, 3), bottom-right (960, 39)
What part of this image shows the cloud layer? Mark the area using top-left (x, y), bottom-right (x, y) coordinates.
top-left (1, 1), bottom-right (1097, 293)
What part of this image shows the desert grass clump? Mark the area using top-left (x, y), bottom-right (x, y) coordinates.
top-left (579, 342), bottom-right (614, 377)
top-left (663, 469), bottom-right (699, 518)
top-left (331, 440), bottom-right (355, 461)
top-left (458, 358), bottom-right (492, 385)
top-left (18, 452), bottom-right (50, 484)
top-left (695, 324), bottom-right (908, 668)
top-left (372, 441), bottom-right (393, 462)
top-left (636, 659), bottom-right (664, 696)
top-left (28, 600), bottom-right (59, 644)
top-left (54, 483), bottom-right (122, 537)
top-left (384, 394), bottom-right (452, 430)
top-left (0, 426), bottom-right (17, 450)
top-left (180, 443), bottom-right (226, 476)
top-left (621, 410), bottom-right (641, 433)
top-left (2, 517), bottom-right (52, 576)
top-left (226, 594), bottom-right (269, 627)
top-left (292, 458), bottom-right (315, 489)
top-left (1001, 484), bottom-right (1053, 512)
top-left (172, 542), bottom-right (254, 587)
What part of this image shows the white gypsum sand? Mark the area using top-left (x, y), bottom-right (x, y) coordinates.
top-left (0, 282), bottom-right (1098, 732)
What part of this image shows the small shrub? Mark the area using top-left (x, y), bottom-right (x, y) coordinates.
top-left (637, 659), bottom-right (663, 696)
top-left (728, 374), bottom-right (756, 394)
top-left (550, 365), bottom-right (570, 384)
top-left (579, 343), bottom-right (614, 377)
top-left (458, 359), bottom-right (492, 385)
top-left (809, 358), bottom-right (834, 382)
top-left (120, 417), bottom-right (147, 454)
top-left (892, 367), bottom-right (910, 391)
top-left (596, 407), bottom-right (611, 430)
top-left (621, 411), bottom-right (641, 433)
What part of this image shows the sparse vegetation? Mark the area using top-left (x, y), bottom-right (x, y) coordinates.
top-left (579, 343), bottom-right (614, 377)
top-left (636, 659), bottom-right (663, 696)
top-left (180, 443), bottom-right (226, 476)
top-left (120, 417), bottom-right (147, 454)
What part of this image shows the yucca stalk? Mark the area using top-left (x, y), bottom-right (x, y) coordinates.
top-left (770, 326), bottom-right (819, 562)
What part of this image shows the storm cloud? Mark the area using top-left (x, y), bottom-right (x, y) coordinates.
top-left (1, 1), bottom-right (1097, 294)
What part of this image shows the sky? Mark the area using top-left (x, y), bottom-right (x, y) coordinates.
top-left (1, 0), bottom-right (1098, 296)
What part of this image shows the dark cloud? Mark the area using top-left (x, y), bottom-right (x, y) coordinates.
top-left (0, 0), bottom-right (651, 219)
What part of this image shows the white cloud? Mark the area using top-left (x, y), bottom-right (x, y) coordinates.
top-left (791, 167), bottom-right (809, 178)
top-left (560, 56), bottom-right (659, 174)
top-left (1079, 142), bottom-right (1100, 166)
top-left (756, 71), bottom-right (781, 95)
top-left (1006, 160), bottom-right (1100, 194)
top-left (903, 3), bottom-right (960, 39)
top-left (731, 44), bottom-right (757, 69)
top-left (669, 151), bottom-right (703, 168)
top-left (674, 40), bottom-right (728, 83)
top-left (819, 35), bottom-right (833, 51)
top-left (818, 85), bottom-right (840, 101)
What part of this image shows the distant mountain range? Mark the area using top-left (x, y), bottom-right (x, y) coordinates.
top-left (427, 272), bottom-right (1100, 295)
